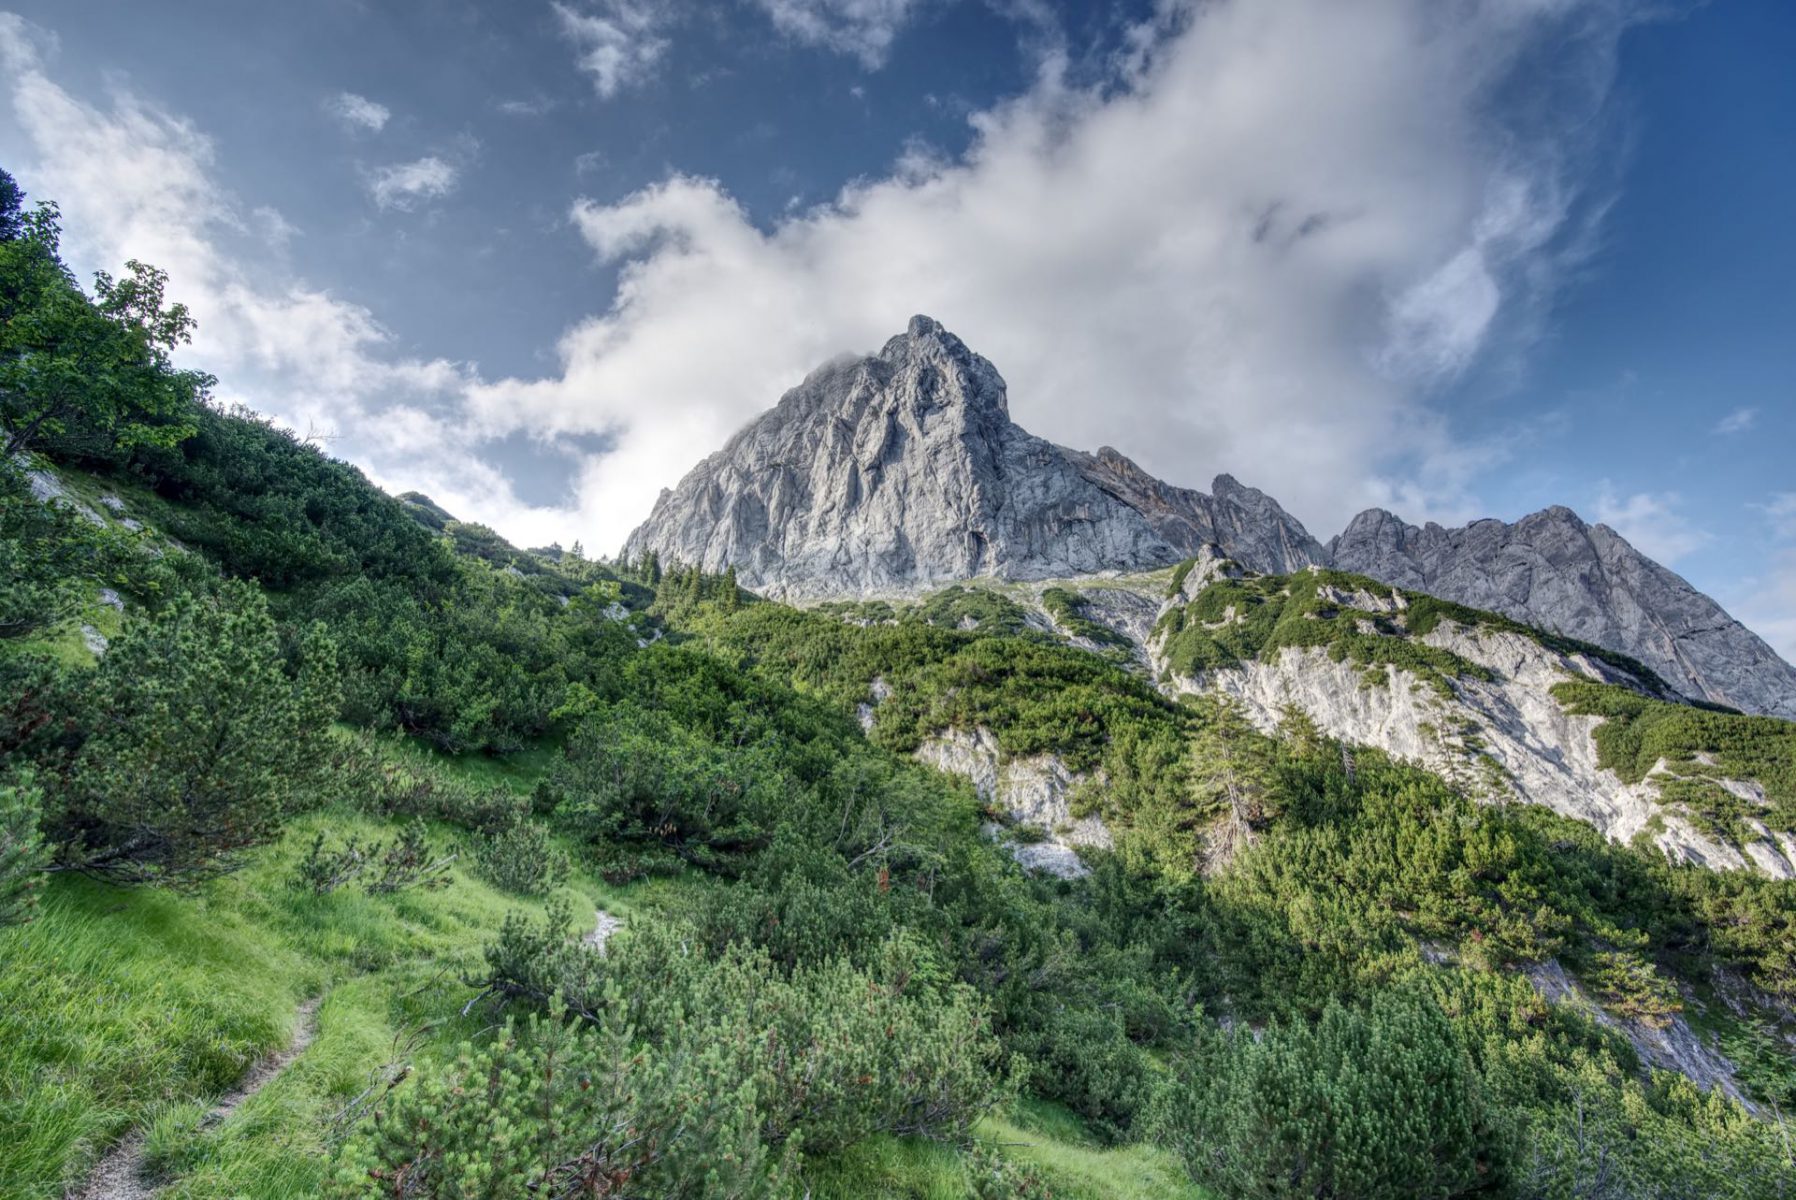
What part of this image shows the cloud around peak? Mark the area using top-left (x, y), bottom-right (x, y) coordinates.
top-left (479, 0), bottom-right (1640, 549)
top-left (0, 0), bottom-right (1645, 567)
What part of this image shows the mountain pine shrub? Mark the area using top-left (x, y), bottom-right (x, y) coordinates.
top-left (469, 818), bottom-right (568, 896)
top-left (1155, 987), bottom-right (1507, 1198)
top-left (47, 581), bottom-right (340, 884)
top-left (0, 769), bottom-right (47, 925)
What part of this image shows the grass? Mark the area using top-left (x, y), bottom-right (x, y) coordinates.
top-left (802, 1101), bottom-right (1209, 1200)
top-left (0, 829), bottom-right (1203, 1199)
top-left (0, 796), bottom-right (629, 1199)
top-left (0, 787), bottom-right (1177, 1200)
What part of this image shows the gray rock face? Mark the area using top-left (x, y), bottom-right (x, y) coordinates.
top-left (1327, 507), bottom-right (1796, 719)
top-left (622, 316), bottom-right (1322, 598)
top-left (623, 316), bottom-right (1796, 718)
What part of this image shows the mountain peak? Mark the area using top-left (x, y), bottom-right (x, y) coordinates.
top-left (626, 318), bottom-right (1323, 597)
top-left (625, 320), bottom-right (1796, 718)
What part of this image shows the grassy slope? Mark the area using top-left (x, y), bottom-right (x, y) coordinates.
top-left (0, 787), bottom-right (1186, 1200)
top-left (0, 802), bottom-right (628, 1198)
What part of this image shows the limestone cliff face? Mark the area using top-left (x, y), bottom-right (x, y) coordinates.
top-left (623, 316), bottom-right (1796, 719)
top-left (622, 316), bottom-right (1323, 599)
top-left (1327, 507), bottom-right (1796, 719)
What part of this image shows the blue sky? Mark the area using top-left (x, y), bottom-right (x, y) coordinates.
top-left (0, 0), bottom-right (1791, 656)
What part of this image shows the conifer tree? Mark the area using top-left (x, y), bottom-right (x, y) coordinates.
top-left (1188, 695), bottom-right (1277, 871)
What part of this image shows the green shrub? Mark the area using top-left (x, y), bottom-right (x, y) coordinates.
top-left (47, 582), bottom-right (339, 884)
top-left (469, 819), bottom-right (568, 896)
top-left (333, 1003), bottom-right (786, 1199)
top-left (1155, 988), bottom-right (1507, 1198)
top-left (364, 818), bottom-right (455, 894)
top-left (0, 769), bottom-right (47, 925)
top-left (1583, 948), bottom-right (1682, 1028)
top-left (290, 828), bottom-right (378, 894)
top-left (542, 704), bottom-right (782, 876)
top-left (467, 908), bottom-right (1013, 1161)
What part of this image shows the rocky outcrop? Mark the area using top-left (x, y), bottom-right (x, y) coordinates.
top-left (1151, 608), bottom-right (1796, 879)
top-left (914, 726), bottom-right (1112, 879)
top-left (1327, 507), bottom-right (1796, 719)
top-left (623, 316), bottom-right (1322, 599)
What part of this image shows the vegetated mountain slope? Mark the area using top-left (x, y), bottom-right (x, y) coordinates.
top-left (1142, 553), bottom-right (1796, 879)
top-left (13, 433), bottom-right (1796, 1200)
top-left (626, 317), bottom-right (1796, 719)
top-left (8, 174), bottom-right (1796, 1199)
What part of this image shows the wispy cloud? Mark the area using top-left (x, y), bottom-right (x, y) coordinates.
top-left (1593, 484), bottom-right (1711, 564)
top-left (497, 95), bottom-right (558, 117)
top-left (1754, 492), bottom-right (1796, 540)
top-left (750, 0), bottom-right (927, 68)
top-left (552, 0), bottom-right (670, 98)
top-left (366, 155), bottom-right (460, 210)
top-left (325, 91), bottom-right (389, 133)
top-left (1731, 493), bottom-right (1796, 663)
top-left (1712, 406), bottom-right (1757, 435)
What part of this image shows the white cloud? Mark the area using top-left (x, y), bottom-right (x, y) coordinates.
top-left (553, 0), bottom-right (670, 98)
top-left (467, 0), bottom-right (1636, 550)
top-left (751, 0), bottom-right (927, 68)
top-left (326, 91), bottom-right (389, 133)
top-left (1, 1), bottom-right (1639, 560)
top-left (1593, 484), bottom-right (1710, 564)
top-left (1712, 406), bottom-right (1757, 435)
top-left (366, 155), bottom-right (459, 210)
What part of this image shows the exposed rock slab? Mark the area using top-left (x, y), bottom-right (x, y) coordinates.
top-left (624, 316), bottom-right (1322, 600)
top-left (1522, 960), bottom-right (1757, 1114)
top-left (914, 726), bottom-right (1111, 879)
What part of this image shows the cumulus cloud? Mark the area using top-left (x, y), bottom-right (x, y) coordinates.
top-left (1, 1), bottom-right (1638, 559)
top-left (553, 0), bottom-right (670, 98)
top-left (1713, 406), bottom-right (1757, 435)
top-left (1593, 485), bottom-right (1711, 564)
top-left (468, 0), bottom-right (1636, 549)
top-left (0, 16), bottom-right (562, 540)
top-left (751, 0), bottom-right (928, 68)
top-left (326, 90), bottom-right (389, 132)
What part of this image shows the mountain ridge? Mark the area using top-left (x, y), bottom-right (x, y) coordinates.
top-left (625, 316), bottom-right (1796, 719)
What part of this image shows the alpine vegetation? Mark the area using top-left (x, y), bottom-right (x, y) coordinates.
top-left (3, 152), bottom-right (1796, 1200)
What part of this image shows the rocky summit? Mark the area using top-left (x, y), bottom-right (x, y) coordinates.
top-left (625, 316), bottom-right (1796, 719)
top-left (621, 316), bottom-right (1323, 595)
top-left (1328, 507), bottom-right (1796, 721)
